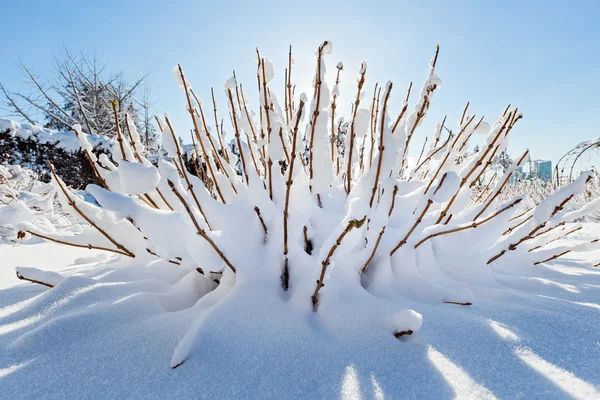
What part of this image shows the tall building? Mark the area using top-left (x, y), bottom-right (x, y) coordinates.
top-left (535, 160), bottom-right (552, 182)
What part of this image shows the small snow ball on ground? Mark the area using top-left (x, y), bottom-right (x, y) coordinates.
top-left (392, 309), bottom-right (423, 338)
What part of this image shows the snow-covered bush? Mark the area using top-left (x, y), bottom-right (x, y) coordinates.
top-left (486, 172), bottom-right (600, 223)
top-left (12, 42), bottom-right (600, 367)
top-left (0, 164), bottom-right (76, 241)
top-left (0, 119), bottom-right (112, 187)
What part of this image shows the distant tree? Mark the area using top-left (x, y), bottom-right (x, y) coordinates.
top-left (136, 86), bottom-right (160, 156)
top-left (0, 49), bottom-right (159, 154)
top-left (495, 150), bottom-right (513, 173)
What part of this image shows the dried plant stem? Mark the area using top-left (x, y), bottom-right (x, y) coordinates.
top-left (135, 193), bottom-right (156, 209)
top-left (260, 56), bottom-right (274, 199)
top-left (278, 127), bottom-right (290, 164)
top-left (390, 173), bottom-right (448, 255)
top-left (457, 116), bottom-right (484, 154)
top-left (392, 200), bottom-right (433, 255)
top-left (25, 230), bottom-right (131, 257)
top-left (330, 64), bottom-right (343, 161)
top-left (156, 188), bottom-right (174, 211)
top-left (361, 226), bottom-right (386, 274)
top-left (122, 121), bottom-right (161, 210)
top-left (400, 46), bottom-right (440, 170)
top-left (311, 216), bottom-right (366, 310)
top-left (472, 150), bottom-right (529, 221)
top-left (359, 137), bottom-right (366, 173)
top-left (369, 83), bottom-right (393, 208)
top-left (81, 147), bottom-right (108, 190)
top-left (534, 250), bottom-right (571, 265)
top-left (346, 65), bottom-right (367, 194)
top-left (226, 88), bottom-right (249, 184)
top-left (73, 120), bottom-right (110, 191)
top-left (164, 116), bottom-right (212, 229)
top-left (111, 101), bottom-right (128, 161)
top-left (167, 180), bottom-right (235, 273)
top-left (124, 115), bottom-right (143, 162)
top-left (240, 83), bottom-right (266, 171)
top-left (423, 115), bottom-right (476, 194)
top-left (432, 115), bottom-right (447, 149)
top-left (253, 206), bottom-right (267, 235)
top-left (233, 81), bottom-right (262, 176)
top-left (510, 207), bottom-right (533, 222)
top-left (459, 102), bottom-right (470, 125)
top-left (388, 185), bottom-right (399, 217)
top-left (415, 137), bottom-right (429, 168)
top-left (532, 221), bottom-right (566, 240)
top-left (16, 270), bottom-right (54, 288)
top-left (284, 68), bottom-right (290, 125)
top-left (487, 191), bottom-right (581, 264)
top-left (401, 95), bottom-right (429, 170)
top-left (49, 163), bottom-right (135, 257)
top-left (282, 99), bottom-right (306, 291)
top-left (392, 82), bottom-right (412, 133)
top-left (470, 112), bottom-right (522, 189)
top-left (435, 116), bottom-right (490, 224)
top-left (287, 45), bottom-right (294, 117)
top-left (414, 197), bottom-right (522, 249)
top-left (412, 121), bottom-right (449, 177)
top-left (211, 87), bottom-right (230, 163)
top-left (368, 83), bottom-right (379, 168)
top-left (503, 215), bottom-right (532, 236)
top-left (232, 74), bottom-right (264, 176)
top-left (308, 42), bottom-right (328, 195)
top-left (474, 173), bottom-right (497, 203)
top-left (190, 90), bottom-right (229, 176)
top-left (547, 226), bottom-right (582, 245)
top-left (176, 69), bottom-right (226, 204)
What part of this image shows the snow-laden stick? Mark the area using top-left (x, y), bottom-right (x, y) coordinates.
top-left (311, 216), bottom-right (366, 311)
top-left (345, 62), bottom-right (367, 194)
top-left (16, 267), bottom-right (64, 288)
top-left (48, 162), bottom-right (135, 258)
top-left (414, 197), bottom-right (523, 249)
top-left (283, 97), bottom-right (307, 290)
top-left (400, 45), bottom-right (440, 172)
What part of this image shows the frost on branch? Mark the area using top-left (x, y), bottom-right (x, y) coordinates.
top-left (11, 42), bottom-right (600, 369)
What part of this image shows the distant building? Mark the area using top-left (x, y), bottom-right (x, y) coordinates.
top-left (508, 160), bottom-right (552, 183)
top-left (535, 160), bottom-right (552, 182)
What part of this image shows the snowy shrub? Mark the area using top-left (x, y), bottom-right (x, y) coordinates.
top-left (0, 119), bottom-right (111, 187)
top-left (486, 172), bottom-right (600, 223)
top-left (12, 42), bottom-right (600, 367)
top-left (0, 164), bottom-right (76, 241)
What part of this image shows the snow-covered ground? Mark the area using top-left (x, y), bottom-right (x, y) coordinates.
top-left (1, 226), bottom-right (599, 399)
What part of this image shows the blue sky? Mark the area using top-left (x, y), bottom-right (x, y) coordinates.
top-left (2, 0), bottom-right (599, 165)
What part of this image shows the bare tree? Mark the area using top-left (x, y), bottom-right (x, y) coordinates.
top-left (136, 85), bottom-right (160, 155)
top-left (1, 49), bottom-right (155, 149)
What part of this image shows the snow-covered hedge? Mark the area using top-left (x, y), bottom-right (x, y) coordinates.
top-left (0, 119), bottom-right (111, 188)
top-left (11, 42), bottom-right (600, 368)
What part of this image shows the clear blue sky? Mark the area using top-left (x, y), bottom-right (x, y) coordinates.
top-left (2, 0), bottom-right (599, 165)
